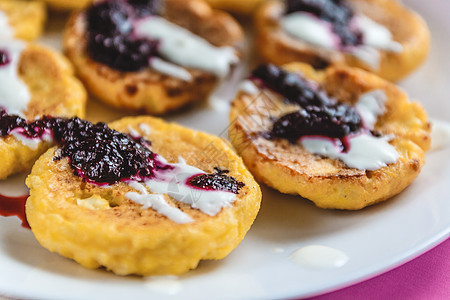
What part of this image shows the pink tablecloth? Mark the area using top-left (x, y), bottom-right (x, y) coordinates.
top-left (311, 238), bottom-right (450, 300)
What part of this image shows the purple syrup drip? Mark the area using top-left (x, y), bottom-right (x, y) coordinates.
top-left (0, 50), bottom-right (10, 67)
top-left (186, 168), bottom-right (244, 195)
top-left (285, 0), bottom-right (362, 47)
top-left (0, 109), bottom-right (244, 192)
top-left (86, 0), bottom-right (162, 72)
top-left (252, 64), bottom-right (362, 143)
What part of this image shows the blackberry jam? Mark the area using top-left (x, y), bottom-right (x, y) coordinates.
top-left (0, 110), bottom-right (244, 192)
top-left (86, 0), bottom-right (162, 72)
top-left (252, 64), bottom-right (362, 142)
top-left (285, 0), bottom-right (362, 47)
top-left (187, 168), bottom-right (245, 194)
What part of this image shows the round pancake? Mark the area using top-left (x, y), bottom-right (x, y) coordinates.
top-left (229, 63), bottom-right (431, 210)
top-left (0, 44), bottom-right (87, 179)
top-left (63, 0), bottom-right (243, 115)
top-left (25, 116), bottom-right (261, 275)
top-left (255, 0), bottom-right (430, 81)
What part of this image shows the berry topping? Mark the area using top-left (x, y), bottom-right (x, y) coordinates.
top-left (271, 105), bottom-right (362, 142)
top-left (86, 0), bottom-right (162, 72)
top-left (187, 168), bottom-right (245, 194)
top-left (52, 118), bottom-right (157, 185)
top-left (252, 64), bottom-right (330, 107)
top-left (0, 50), bottom-right (10, 66)
top-left (285, 0), bottom-right (362, 47)
top-left (0, 109), bottom-right (244, 192)
top-left (251, 64), bottom-right (362, 142)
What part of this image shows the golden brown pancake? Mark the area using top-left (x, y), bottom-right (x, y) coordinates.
top-left (255, 0), bottom-right (430, 81)
top-left (229, 63), bottom-right (430, 210)
top-left (26, 116), bottom-right (261, 275)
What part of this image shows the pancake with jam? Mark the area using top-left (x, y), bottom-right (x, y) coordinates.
top-left (230, 63), bottom-right (430, 210)
top-left (25, 116), bottom-right (261, 275)
top-left (0, 43), bottom-right (86, 180)
top-left (63, 0), bottom-right (243, 115)
top-left (255, 0), bottom-right (430, 81)
top-left (0, 0), bottom-right (46, 41)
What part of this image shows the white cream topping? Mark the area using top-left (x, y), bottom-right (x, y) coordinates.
top-left (301, 134), bottom-right (398, 170)
top-left (0, 39), bottom-right (31, 117)
top-left (128, 125), bottom-right (140, 139)
top-left (280, 12), bottom-right (402, 70)
top-left (134, 16), bottom-right (238, 78)
top-left (290, 245), bottom-right (349, 269)
top-left (126, 156), bottom-right (238, 223)
top-left (239, 80), bottom-right (260, 96)
top-left (126, 181), bottom-right (194, 224)
top-left (281, 12), bottom-right (337, 49)
top-left (300, 90), bottom-right (399, 170)
top-left (350, 45), bottom-right (380, 70)
top-left (9, 128), bottom-right (52, 150)
top-left (139, 123), bottom-right (152, 136)
top-left (355, 15), bottom-right (403, 53)
top-left (150, 57), bottom-right (193, 82)
top-left (0, 10), bottom-right (13, 39)
top-left (145, 156), bottom-right (236, 216)
top-left (355, 89), bottom-right (387, 128)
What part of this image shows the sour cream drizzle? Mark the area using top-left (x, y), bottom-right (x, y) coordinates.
top-left (134, 16), bottom-right (238, 78)
top-left (0, 39), bottom-right (31, 117)
top-left (281, 11), bottom-right (402, 70)
top-left (126, 156), bottom-right (238, 223)
top-left (300, 90), bottom-right (399, 170)
top-left (0, 12), bottom-right (34, 148)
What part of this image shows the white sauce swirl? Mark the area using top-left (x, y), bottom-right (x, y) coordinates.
top-left (134, 16), bottom-right (238, 78)
top-left (0, 39), bottom-right (30, 117)
top-left (126, 156), bottom-right (238, 223)
top-left (281, 11), bottom-right (402, 70)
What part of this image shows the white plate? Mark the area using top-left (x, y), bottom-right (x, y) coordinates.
top-left (1, 0), bottom-right (449, 299)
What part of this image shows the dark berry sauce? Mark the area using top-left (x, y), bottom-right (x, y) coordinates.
top-left (0, 50), bottom-right (10, 67)
top-left (187, 168), bottom-right (244, 195)
top-left (252, 64), bottom-right (362, 143)
top-left (0, 109), bottom-right (244, 192)
top-left (285, 0), bottom-right (362, 47)
top-left (52, 118), bottom-right (158, 185)
top-left (86, 0), bottom-right (162, 72)
top-left (0, 194), bottom-right (29, 229)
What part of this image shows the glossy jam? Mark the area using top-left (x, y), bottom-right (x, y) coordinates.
top-left (187, 168), bottom-right (244, 194)
top-left (0, 194), bottom-right (29, 229)
top-left (252, 64), bottom-right (362, 142)
top-left (0, 111), bottom-right (244, 192)
top-left (86, 0), bottom-right (162, 72)
top-left (285, 0), bottom-right (362, 47)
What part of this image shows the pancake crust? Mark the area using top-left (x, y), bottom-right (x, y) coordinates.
top-left (0, 44), bottom-right (87, 179)
top-left (229, 63), bottom-right (430, 210)
top-left (255, 0), bottom-right (430, 81)
top-left (63, 0), bottom-right (243, 115)
top-left (26, 116), bottom-right (261, 275)
top-left (0, 0), bottom-right (46, 40)
top-left (204, 0), bottom-right (265, 14)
